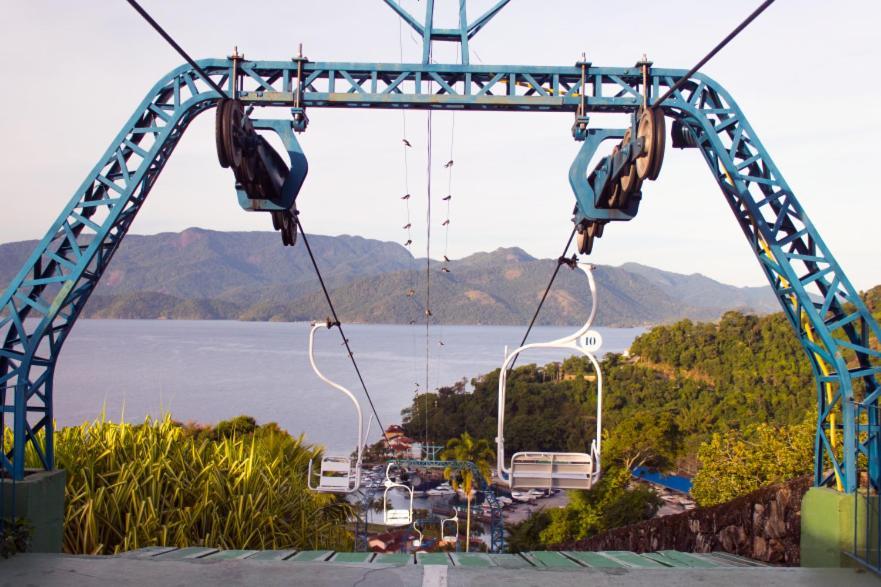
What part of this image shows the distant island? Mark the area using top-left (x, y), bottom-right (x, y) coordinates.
top-left (0, 227), bottom-right (780, 327)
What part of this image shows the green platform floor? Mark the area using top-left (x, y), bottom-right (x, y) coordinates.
top-left (3, 550), bottom-right (878, 587)
top-left (121, 546), bottom-right (763, 568)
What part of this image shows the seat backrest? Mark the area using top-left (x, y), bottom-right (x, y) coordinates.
top-left (510, 451), bottom-right (596, 490)
top-left (320, 456), bottom-right (352, 474)
top-left (385, 509), bottom-right (412, 526)
top-left (318, 475), bottom-right (353, 489)
top-left (308, 455), bottom-right (355, 492)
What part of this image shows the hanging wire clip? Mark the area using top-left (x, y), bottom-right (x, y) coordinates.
top-left (558, 254), bottom-right (578, 270)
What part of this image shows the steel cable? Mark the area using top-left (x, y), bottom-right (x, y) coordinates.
top-left (124, 0), bottom-right (228, 97)
top-left (424, 99), bottom-right (433, 450)
top-left (295, 218), bottom-right (392, 448)
top-left (507, 226), bottom-right (578, 372)
top-left (654, 0), bottom-right (776, 107)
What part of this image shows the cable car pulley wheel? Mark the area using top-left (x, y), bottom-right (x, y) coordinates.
top-left (648, 107), bottom-right (666, 181)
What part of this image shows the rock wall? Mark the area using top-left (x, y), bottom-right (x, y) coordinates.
top-left (558, 475), bottom-right (812, 565)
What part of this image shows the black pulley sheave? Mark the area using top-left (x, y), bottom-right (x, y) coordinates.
top-left (215, 98), bottom-right (298, 247)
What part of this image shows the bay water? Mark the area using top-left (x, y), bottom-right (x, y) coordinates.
top-left (53, 320), bottom-right (644, 452)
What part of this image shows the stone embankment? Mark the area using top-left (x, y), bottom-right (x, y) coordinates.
top-left (558, 476), bottom-right (811, 565)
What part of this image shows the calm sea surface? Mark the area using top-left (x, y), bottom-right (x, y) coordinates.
top-left (54, 320), bottom-right (644, 452)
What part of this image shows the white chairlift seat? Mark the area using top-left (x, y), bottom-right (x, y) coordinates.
top-left (441, 512), bottom-right (459, 544)
top-left (383, 463), bottom-right (414, 526)
top-left (308, 455), bottom-right (357, 492)
top-left (412, 521), bottom-right (423, 547)
top-left (384, 508), bottom-right (413, 526)
top-left (496, 263), bottom-right (605, 491)
top-left (509, 450), bottom-right (598, 490)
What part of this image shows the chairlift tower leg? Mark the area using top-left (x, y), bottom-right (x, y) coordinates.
top-left (659, 74), bottom-right (881, 493)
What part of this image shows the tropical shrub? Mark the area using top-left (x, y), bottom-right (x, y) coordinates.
top-left (9, 415), bottom-right (353, 554)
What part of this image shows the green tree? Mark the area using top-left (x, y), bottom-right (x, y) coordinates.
top-left (691, 418), bottom-right (813, 506)
top-left (439, 432), bottom-right (494, 552)
top-left (505, 511), bottom-right (551, 553)
top-left (538, 467), bottom-right (660, 545)
top-left (603, 411), bottom-right (680, 470)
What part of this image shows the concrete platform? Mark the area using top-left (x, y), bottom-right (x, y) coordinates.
top-left (0, 550), bottom-right (878, 587)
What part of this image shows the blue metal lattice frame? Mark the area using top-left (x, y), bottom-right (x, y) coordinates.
top-left (1, 57), bottom-right (879, 496)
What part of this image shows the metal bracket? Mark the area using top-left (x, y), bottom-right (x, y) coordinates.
top-left (291, 48), bottom-right (309, 132)
top-left (572, 56), bottom-right (592, 141)
top-left (236, 119), bottom-right (308, 213)
top-left (569, 127), bottom-right (641, 224)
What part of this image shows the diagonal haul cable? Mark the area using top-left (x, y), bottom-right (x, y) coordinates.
top-left (295, 217), bottom-right (392, 447)
top-left (507, 226), bottom-right (578, 372)
top-left (125, 0), bottom-right (388, 448)
top-left (125, 0), bottom-right (228, 98)
top-left (653, 0), bottom-right (776, 107)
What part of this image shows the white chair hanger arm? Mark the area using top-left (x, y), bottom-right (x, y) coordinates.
top-left (305, 320), bottom-right (366, 493)
top-left (496, 263), bottom-right (603, 489)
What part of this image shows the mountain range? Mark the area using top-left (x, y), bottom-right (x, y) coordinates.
top-left (0, 228), bottom-right (780, 327)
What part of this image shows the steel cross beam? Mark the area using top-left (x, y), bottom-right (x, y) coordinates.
top-left (1, 57), bottom-right (879, 497)
top-left (229, 59), bottom-right (645, 112)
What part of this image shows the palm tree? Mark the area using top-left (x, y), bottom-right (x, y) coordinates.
top-left (439, 432), bottom-right (494, 552)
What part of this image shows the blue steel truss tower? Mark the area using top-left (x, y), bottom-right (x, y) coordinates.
top-left (1, 2), bottom-right (878, 502)
top-left (382, 0), bottom-right (511, 64)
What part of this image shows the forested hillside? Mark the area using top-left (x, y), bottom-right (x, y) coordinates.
top-left (403, 310), bottom-right (815, 468)
top-left (405, 284), bottom-right (881, 469)
top-left (0, 228), bottom-right (780, 326)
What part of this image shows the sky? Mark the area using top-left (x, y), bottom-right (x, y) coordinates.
top-left (0, 0), bottom-right (879, 289)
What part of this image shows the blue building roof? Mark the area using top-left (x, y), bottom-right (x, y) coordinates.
top-left (632, 467), bottom-right (693, 494)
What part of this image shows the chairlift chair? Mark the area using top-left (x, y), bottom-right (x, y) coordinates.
top-left (383, 463), bottom-right (415, 526)
top-left (441, 511), bottom-right (459, 544)
top-left (306, 320), bottom-right (372, 493)
top-left (412, 520), bottom-right (423, 548)
top-left (496, 263), bottom-right (604, 491)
